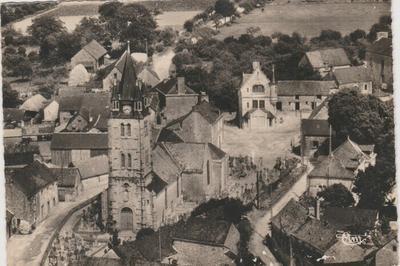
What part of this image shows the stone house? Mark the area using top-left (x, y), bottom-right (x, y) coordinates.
top-left (308, 138), bottom-right (376, 194)
top-left (6, 161), bottom-right (59, 229)
top-left (238, 61), bottom-right (277, 129)
top-left (153, 77), bottom-right (200, 123)
top-left (365, 37), bottom-right (392, 90)
top-left (74, 155), bottom-right (109, 189)
top-left (50, 132), bottom-right (108, 166)
top-left (58, 95), bottom-right (84, 125)
top-left (49, 166), bottom-right (83, 202)
top-left (171, 217), bottom-right (240, 265)
top-left (276, 80), bottom-right (336, 112)
top-left (298, 48), bottom-right (351, 77)
top-left (330, 65), bottom-right (373, 94)
top-left (160, 100), bottom-right (224, 148)
top-left (71, 40), bottom-right (108, 72)
top-left (300, 119), bottom-right (331, 158)
top-left (43, 100), bottom-right (59, 122)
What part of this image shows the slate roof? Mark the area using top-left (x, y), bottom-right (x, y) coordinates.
top-left (323, 207), bottom-right (378, 230)
top-left (192, 100), bottom-right (222, 124)
top-left (333, 66), bottom-right (372, 85)
top-left (3, 108), bottom-right (25, 123)
top-left (277, 80), bottom-right (335, 96)
top-left (153, 78), bottom-right (197, 95)
top-left (375, 238), bottom-right (398, 266)
top-left (49, 167), bottom-right (81, 187)
top-left (9, 160), bottom-right (57, 198)
top-left (74, 155), bottom-right (109, 179)
top-left (301, 119), bottom-right (330, 137)
top-left (51, 133), bottom-right (108, 150)
top-left (271, 199), bottom-right (309, 234)
top-left (309, 155), bottom-right (355, 180)
top-left (82, 40), bottom-right (107, 60)
top-left (79, 93), bottom-right (111, 131)
top-left (366, 37), bottom-right (392, 57)
top-left (304, 48), bottom-right (351, 69)
top-left (173, 217), bottom-right (234, 246)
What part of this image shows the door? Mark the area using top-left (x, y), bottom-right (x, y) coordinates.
top-left (295, 102), bottom-right (300, 111)
top-left (120, 207), bottom-right (134, 231)
top-left (311, 102), bottom-right (316, 110)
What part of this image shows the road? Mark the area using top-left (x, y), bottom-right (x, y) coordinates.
top-left (7, 182), bottom-right (108, 266)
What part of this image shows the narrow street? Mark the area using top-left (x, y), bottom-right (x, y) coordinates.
top-left (7, 183), bottom-right (108, 266)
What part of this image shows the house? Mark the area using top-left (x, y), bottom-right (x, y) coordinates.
top-left (50, 132), bottom-right (108, 166)
top-left (74, 155), bottom-right (109, 189)
top-left (153, 77), bottom-right (200, 123)
top-left (330, 66), bottom-right (373, 94)
top-left (159, 100), bottom-right (224, 148)
top-left (49, 166), bottom-right (83, 201)
top-left (4, 143), bottom-right (39, 168)
top-left (6, 161), bottom-right (58, 229)
top-left (19, 94), bottom-right (48, 118)
top-left (299, 48), bottom-right (351, 76)
top-left (171, 217), bottom-right (240, 265)
top-left (160, 142), bottom-right (228, 203)
top-left (323, 207), bottom-right (379, 232)
top-left (300, 119), bottom-right (331, 158)
top-left (43, 100), bottom-right (59, 122)
top-left (308, 138), bottom-right (375, 194)
top-left (71, 40), bottom-right (108, 72)
top-left (137, 66), bottom-right (161, 88)
top-left (238, 61), bottom-right (277, 129)
top-left (374, 238), bottom-right (398, 266)
top-left (276, 80), bottom-right (336, 111)
top-left (68, 64), bottom-right (91, 87)
top-left (58, 95), bottom-right (83, 124)
top-left (365, 37), bottom-right (392, 90)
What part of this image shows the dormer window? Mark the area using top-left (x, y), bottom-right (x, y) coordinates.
top-left (134, 101), bottom-right (142, 111)
top-left (253, 85), bottom-right (265, 93)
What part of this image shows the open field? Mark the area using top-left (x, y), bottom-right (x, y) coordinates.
top-left (216, 2), bottom-right (391, 40)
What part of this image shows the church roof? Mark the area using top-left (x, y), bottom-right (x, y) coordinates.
top-left (116, 51), bottom-right (142, 101)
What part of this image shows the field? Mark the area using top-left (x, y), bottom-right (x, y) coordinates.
top-left (216, 2), bottom-right (391, 40)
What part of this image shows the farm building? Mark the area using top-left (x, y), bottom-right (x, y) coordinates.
top-left (71, 40), bottom-right (108, 72)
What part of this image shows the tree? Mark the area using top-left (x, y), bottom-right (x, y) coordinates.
top-left (2, 81), bottom-right (21, 108)
top-left (57, 32), bottom-right (82, 61)
top-left (349, 29), bottom-right (366, 43)
top-left (98, 1), bottom-right (123, 19)
top-left (13, 58), bottom-right (33, 79)
top-left (184, 20), bottom-right (194, 32)
top-left (367, 15), bottom-right (392, 42)
top-left (28, 15), bottom-right (66, 45)
top-left (317, 184), bottom-right (355, 208)
top-left (215, 0), bottom-right (235, 18)
top-left (74, 17), bottom-right (111, 45)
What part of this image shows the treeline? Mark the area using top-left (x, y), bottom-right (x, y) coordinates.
top-left (1, 2), bottom-right (57, 26)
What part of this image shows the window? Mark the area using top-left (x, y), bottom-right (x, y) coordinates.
top-left (317, 95), bottom-right (322, 100)
top-left (246, 102), bottom-right (249, 108)
top-left (121, 153), bottom-right (125, 168)
top-left (276, 102), bottom-right (282, 111)
top-left (120, 123), bottom-right (125, 136)
top-left (259, 100), bottom-right (265, 109)
top-left (126, 124), bottom-right (131, 136)
top-left (127, 154), bottom-right (132, 168)
top-left (53, 198), bottom-right (55, 207)
top-left (252, 85), bottom-right (265, 93)
top-left (295, 95), bottom-right (299, 100)
top-left (364, 84), bottom-right (368, 91)
top-left (252, 100), bottom-right (258, 108)
top-left (207, 160), bottom-right (210, 185)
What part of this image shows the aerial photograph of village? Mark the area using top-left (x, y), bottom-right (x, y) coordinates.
top-left (1, 0), bottom-right (396, 265)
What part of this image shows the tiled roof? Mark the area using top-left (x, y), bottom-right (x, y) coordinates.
top-left (271, 199), bottom-right (309, 234)
top-left (49, 167), bottom-right (81, 187)
top-left (333, 66), bottom-right (372, 85)
top-left (74, 155), bottom-right (109, 179)
top-left (162, 143), bottom-right (205, 172)
top-left (309, 155), bottom-right (355, 180)
top-left (8, 161), bottom-right (57, 198)
top-left (153, 78), bottom-right (197, 95)
top-left (173, 217), bottom-right (234, 246)
top-left (323, 207), bottom-right (378, 230)
top-left (3, 108), bottom-right (25, 123)
top-left (301, 119), bottom-right (331, 136)
top-left (58, 95), bottom-right (83, 112)
top-left (20, 94), bottom-right (48, 112)
top-left (332, 138), bottom-right (369, 169)
top-left (324, 240), bottom-right (375, 264)
top-left (305, 48), bottom-right (351, 69)
top-left (152, 144), bottom-right (181, 185)
top-left (82, 40), bottom-right (107, 60)
top-left (192, 100), bottom-right (222, 124)
top-left (366, 38), bottom-right (392, 57)
top-left (51, 133), bottom-right (108, 150)
top-left (277, 80), bottom-right (335, 96)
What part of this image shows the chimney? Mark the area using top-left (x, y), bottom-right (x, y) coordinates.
top-left (177, 77), bottom-right (185, 95)
top-left (198, 91), bottom-right (209, 103)
top-left (315, 198), bottom-right (321, 220)
top-left (376, 31), bottom-right (389, 41)
top-left (253, 61), bottom-right (260, 71)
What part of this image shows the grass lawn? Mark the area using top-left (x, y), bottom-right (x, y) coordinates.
top-left (222, 112), bottom-right (307, 170)
top-left (216, 2), bottom-right (391, 40)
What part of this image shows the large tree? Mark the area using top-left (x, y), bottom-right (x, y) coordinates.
top-left (214, 0), bottom-right (235, 18)
top-left (317, 184), bottom-right (355, 208)
top-left (28, 15), bottom-right (66, 45)
top-left (2, 82), bottom-right (21, 108)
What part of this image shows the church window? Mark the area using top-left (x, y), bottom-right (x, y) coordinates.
top-left (252, 85), bottom-right (265, 93)
top-left (252, 100), bottom-right (258, 108)
top-left (121, 153), bottom-right (125, 168)
top-left (126, 124), bottom-right (131, 136)
top-left (127, 154), bottom-right (132, 168)
top-left (207, 160), bottom-right (210, 185)
top-left (259, 100), bottom-right (265, 109)
top-left (123, 183), bottom-right (129, 202)
top-left (121, 123), bottom-right (125, 136)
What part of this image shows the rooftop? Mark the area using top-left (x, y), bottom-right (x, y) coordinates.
top-left (153, 77), bottom-right (197, 95)
top-left (277, 80), bottom-right (335, 96)
top-left (304, 48), bottom-right (351, 69)
top-left (49, 167), bottom-right (81, 187)
top-left (271, 199), bottom-right (309, 234)
top-left (82, 40), bottom-right (107, 60)
top-left (366, 37), bottom-right (392, 57)
top-left (74, 155), bottom-right (109, 179)
top-left (301, 119), bottom-right (331, 137)
top-left (333, 66), bottom-right (372, 85)
top-left (323, 207), bottom-right (378, 230)
top-left (309, 154), bottom-right (355, 180)
top-left (51, 133), bottom-right (108, 150)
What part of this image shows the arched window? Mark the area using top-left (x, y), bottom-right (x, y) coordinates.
top-left (121, 153), bottom-right (125, 168)
top-left (120, 123), bottom-right (125, 136)
top-left (252, 85), bottom-right (265, 93)
top-left (126, 124), bottom-right (131, 136)
top-left (127, 154), bottom-right (132, 168)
